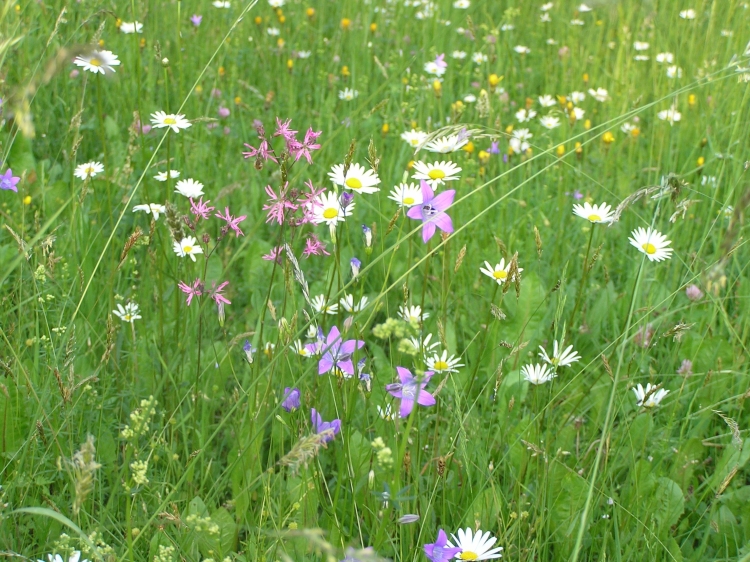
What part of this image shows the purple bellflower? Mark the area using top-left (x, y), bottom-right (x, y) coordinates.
top-left (424, 530), bottom-right (462, 562)
top-left (316, 326), bottom-right (365, 377)
top-left (281, 387), bottom-right (301, 412)
top-left (386, 367), bottom-right (436, 418)
top-left (311, 408), bottom-right (341, 442)
top-left (406, 180), bottom-right (455, 243)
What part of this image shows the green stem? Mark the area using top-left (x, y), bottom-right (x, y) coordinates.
top-left (568, 226), bottom-right (595, 336)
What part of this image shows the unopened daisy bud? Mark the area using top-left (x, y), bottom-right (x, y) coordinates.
top-left (161, 57), bottom-right (170, 67)
top-left (368, 469), bottom-right (375, 488)
top-left (351, 257), bottom-right (361, 279)
top-left (217, 302), bottom-right (226, 326)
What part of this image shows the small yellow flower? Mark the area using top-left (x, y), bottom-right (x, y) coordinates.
top-left (411, 120), bottom-right (417, 129)
top-left (23, 195), bottom-right (31, 205)
top-left (370, 23), bottom-right (377, 32)
top-left (306, 7), bottom-right (315, 17)
top-left (432, 80), bottom-right (442, 96)
top-left (277, 38), bottom-right (285, 48)
top-left (254, 16), bottom-right (262, 25)
top-left (139, 38), bottom-right (146, 48)
top-left (196, 84), bottom-right (203, 94)
top-left (98, 39), bottom-right (105, 47)
top-left (15, 4), bottom-right (20, 12)
top-left (583, 73), bottom-right (589, 83)
top-left (557, 95), bottom-right (567, 105)
top-left (575, 142), bottom-right (583, 157)
top-left (584, 119), bottom-right (591, 130)
top-left (556, 145), bottom-right (565, 157)
top-left (381, 123), bottom-right (389, 135)
top-left (488, 73), bottom-right (501, 88)
top-left (219, 66), bottom-right (225, 77)
top-left (602, 131), bottom-right (615, 144)
top-left (452, 100), bottom-right (465, 113)
top-left (278, 14), bottom-right (286, 24)
top-left (341, 65), bottom-right (350, 77)
top-left (478, 150), bottom-right (490, 164)
top-left (287, 59), bottom-right (293, 70)
top-left (462, 141), bottom-right (475, 153)
top-left (115, 18), bottom-right (122, 28)
top-left (341, 18), bottom-right (351, 30)
top-left (479, 166), bottom-right (486, 176)
top-left (566, 101), bottom-right (574, 111)
top-left (505, 124), bottom-right (514, 134)
top-left (234, 96), bottom-right (241, 105)
top-left (630, 127), bottom-right (640, 138)
top-left (688, 94), bottom-right (696, 107)
top-left (697, 156), bottom-right (705, 167)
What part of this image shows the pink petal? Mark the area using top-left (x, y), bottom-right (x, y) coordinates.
top-left (432, 212), bottom-right (454, 234)
top-left (431, 190), bottom-right (455, 211)
top-left (422, 222), bottom-right (436, 243)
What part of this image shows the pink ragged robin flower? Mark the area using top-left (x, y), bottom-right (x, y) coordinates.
top-left (190, 197), bottom-right (215, 220)
top-left (215, 207), bottom-right (247, 237)
top-left (262, 246), bottom-right (284, 264)
top-left (302, 233), bottom-right (330, 258)
top-left (210, 281), bottom-right (231, 306)
top-left (178, 278), bottom-right (204, 306)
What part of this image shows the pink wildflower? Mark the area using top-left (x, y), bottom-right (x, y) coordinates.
top-left (210, 281), bottom-right (231, 305)
top-left (302, 233), bottom-right (330, 258)
top-left (178, 278), bottom-right (204, 306)
top-left (190, 197), bottom-right (215, 220)
top-left (273, 117), bottom-right (298, 140)
top-left (262, 246), bottom-right (285, 264)
top-left (215, 207), bottom-right (247, 237)
top-left (242, 139), bottom-right (278, 163)
top-left (290, 127), bottom-right (322, 164)
top-left (262, 184), bottom-right (298, 224)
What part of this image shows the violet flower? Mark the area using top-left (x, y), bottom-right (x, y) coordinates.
top-left (386, 367), bottom-right (436, 418)
top-left (406, 180), bottom-right (455, 243)
top-left (317, 326), bottom-right (365, 377)
top-left (311, 408), bottom-right (341, 442)
top-left (281, 387), bottom-right (301, 412)
top-left (243, 340), bottom-right (255, 364)
top-left (178, 278), bottom-right (203, 305)
top-left (302, 233), bottom-right (330, 258)
top-left (424, 530), bottom-right (461, 562)
top-left (190, 14), bottom-right (202, 26)
top-left (0, 169), bottom-right (20, 192)
top-left (210, 281), bottom-right (231, 306)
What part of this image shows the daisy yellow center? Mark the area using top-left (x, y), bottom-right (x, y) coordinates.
top-left (183, 245), bottom-right (193, 253)
top-left (85, 166), bottom-right (95, 174)
top-left (642, 242), bottom-right (657, 255)
top-left (124, 314), bottom-right (132, 321)
top-left (428, 169), bottom-right (446, 180)
top-left (90, 58), bottom-right (101, 66)
top-left (323, 208), bottom-right (338, 219)
top-left (164, 117), bottom-right (177, 125)
top-left (459, 552), bottom-right (478, 561)
top-left (588, 214), bottom-right (601, 222)
top-left (345, 177), bottom-right (363, 189)
top-left (434, 360), bottom-right (449, 370)
top-left (403, 197), bottom-right (415, 205)
top-left (411, 139), bottom-right (419, 146)
top-left (493, 270), bottom-right (508, 280)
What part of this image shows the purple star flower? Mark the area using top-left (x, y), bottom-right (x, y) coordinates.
top-left (386, 366), bottom-right (436, 418)
top-left (0, 169), bottom-right (20, 192)
top-left (424, 530), bottom-right (461, 562)
top-left (406, 180), bottom-right (455, 243)
top-left (281, 387), bottom-right (301, 412)
top-left (311, 408), bottom-right (341, 442)
top-left (317, 326), bottom-right (365, 377)
top-left (190, 14), bottom-right (202, 26)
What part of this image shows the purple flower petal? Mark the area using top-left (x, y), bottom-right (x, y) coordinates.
top-left (319, 355), bottom-right (334, 374)
top-left (417, 390), bottom-right (436, 407)
top-left (431, 189), bottom-right (455, 211)
top-left (407, 205), bottom-right (422, 220)
top-left (420, 179), bottom-right (434, 202)
top-left (400, 398), bottom-right (414, 418)
top-left (432, 212), bottom-right (454, 234)
top-left (422, 222), bottom-right (436, 242)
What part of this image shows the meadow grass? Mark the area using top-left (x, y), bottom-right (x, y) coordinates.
top-left (1, 0), bottom-right (749, 561)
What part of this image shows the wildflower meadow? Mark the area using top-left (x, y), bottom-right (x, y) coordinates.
top-left (2, 0), bottom-right (750, 561)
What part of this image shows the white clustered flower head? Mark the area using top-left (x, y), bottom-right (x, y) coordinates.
top-left (463, 94), bottom-right (477, 103)
top-left (628, 227), bottom-right (673, 262)
top-left (150, 111), bottom-right (192, 133)
top-left (577, 3), bottom-right (592, 11)
top-left (538, 94), bottom-right (557, 107)
top-left (521, 363), bottom-right (556, 385)
top-left (570, 91), bottom-right (586, 103)
top-left (401, 129), bottom-right (429, 148)
top-left (213, 1), bottom-right (231, 7)
top-left (424, 134), bottom-right (469, 153)
top-left (154, 170), bottom-right (180, 181)
top-left (539, 115), bottom-right (561, 129)
top-left (588, 87), bottom-right (609, 102)
top-left (311, 294), bottom-right (339, 315)
top-left (74, 161), bottom-right (104, 180)
top-left (452, 50), bottom-right (467, 59)
top-left (657, 105), bottom-right (682, 125)
top-left (570, 18), bottom-right (585, 25)
top-left (73, 50), bottom-right (121, 75)
top-left (480, 258), bottom-right (522, 284)
top-left (655, 52), bottom-right (674, 64)
top-left (515, 108), bottom-right (537, 123)
top-left (174, 178), bottom-right (205, 198)
top-left (120, 21), bottom-right (143, 34)
top-left (399, 304), bottom-right (429, 323)
top-left (540, 2), bottom-right (554, 11)
top-left (453, 0), bottom-right (470, 8)
top-left (666, 65), bottom-right (683, 79)
top-left (411, 160), bottom-right (462, 188)
top-left (297, 50), bottom-right (311, 58)
top-left (173, 236), bottom-right (204, 261)
top-left (329, 163), bottom-right (381, 194)
top-left (447, 528), bottom-right (504, 561)
top-left (388, 183), bottom-right (424, 207)
top-left (133, 203), bottom-right (167, 220)
top-left (634, 41), bottom-right (649, 51)
top-left (426, 350), bottom-right (465, 373)
top-left (633, 383), bottom-right (669, 407)
top-left (472, 52), bottom-right (488, 64)
top-left (339, 88), bottom-right (359, 101)
top-left (424, 61), bottom-right (447, 76)
top-left (572, 201), bottom-right (614, 223)
top-left (538, 340), bottom-right (581, 368)
top-left (113, 302), bottom-right (141, 323)
top-left (501, 23), bottom-right (515, 31)
top-left (540, 12), bottom-right (551, 22)
top-left (267, 27), bottom-right (280, 36)
top-left (514, 45), bottom-right (531, 54)
top-left (679, 9), bottom-right (696, 19)
top-left (311, 190), bottom-right (354, 225)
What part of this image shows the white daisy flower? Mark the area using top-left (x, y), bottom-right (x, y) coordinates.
top-left (570, 91), bottom-right (586, 103)
top-left (538, 340), bottom-right (581, 368)
top-left (628, 227), bottom-right (673, 262)
top-left (620, 122), bottom-right (638, 135)
top-left (655, 52), bottom-right (674, 64)
top-left (577, 3), bottom-right (592, 11)
top-left (453, 0), bottom-right (470, 8)
top-left (267, 27), bottom-right (280, 35)
top-left (521, 363), bottom-right (556, 385)
top-left (513, 45), bottom-right (531, 54)
top-left (480, 258), bottom-right (522, 284)
top-left (40, 551), bottom-right (90, 562)
top-left (426, 350), bottom-right (464, 373)
top-left (120, 21), bottom-right (143, 34)
top-left (463, 94), bottom-right (477, 103)
top-left (174, 178), bottom-right (205, 198)
top-left (657, 105), bottom-right (681, 125)
top-left (388, 183), bottom-right (423, 207)
top-left (339, 88), bottom-right (359, 101)
top-left (588, 87), bottom-right (609, 102)
top-left (634, 54), bottom-right (650, 61)
top-left (666, 65), bottom-right (683, 78)
top-left (679, 9), bottom-right (696, 19)
top-left (424, 134), bottom-right (469, 153)
top-left (538, 94), bottom-right (557, 107)
top-left (634, 41), bottom-right (649, 51)
top-left (412, 160), bottom-right (462, 188)
top-left (291, 339), bottom-right (312, 357)
top-left (509, 137), bottom-right (530, 154)
top-left (310, 294), bottom-right (339, 315)
top-left (213, 0), bottom-right (231, 7)
top-left (297, 50), bottom-right (312, 58)
top-left (73, 50), bottom-right (121, 75)
top-left (340, 294), bottom-right (369, 313)
top-left (540, 2), bottom-right (554, 10)
top-left (377, 403), bottom-right (395, 420)
top-left (133, 203), bottom-right (166, 220)
top-left (471, 52), bottom-right (488, 64)
top-left (571, 106), bottom-right (585, 121)
top-left (515, 108), bottom-right (537, 123)
top-left (311, 191), bottom-right (354, 225)
top-left (539, 115), bottom-right (561, 129)
top-left (407, 333), bottom-right (440, 355)
top-left (150, 111), bottom-right (192, 133)
top-left (113, 302), bottom-right (141, 323)
top-left (74, 161), bottom-right (104, 179)
top-left (399, 304), bottom-right (429, 323)
top-left (268, 0), bottom-right (285, 6)
top-left (570, 18), bottom-right (585, 25)
top-left (154, 170), bottom-right (180, 182)
top-left (452, 50), bottom-right (467, 59)
top-left (447, 528), bottom-right (504, 561)
top-left (329, 163), bottom-right (381, 194)
top-left (632, 383), bottom-right (669, 407)
top-left (401, 129), bottom-right (429, 148)
top-left (540, 12), bottom-right (551, 22)
top-left (572, 201), bottom-right (614, 223)
top-left (173, 236), bottom-right (204, 262)
top-left (424, 61), bottom-right (447, 76)
top-left (546, 38), bottom-right (558, 45)
top-left (501, 23), bottom-right (515, 31)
